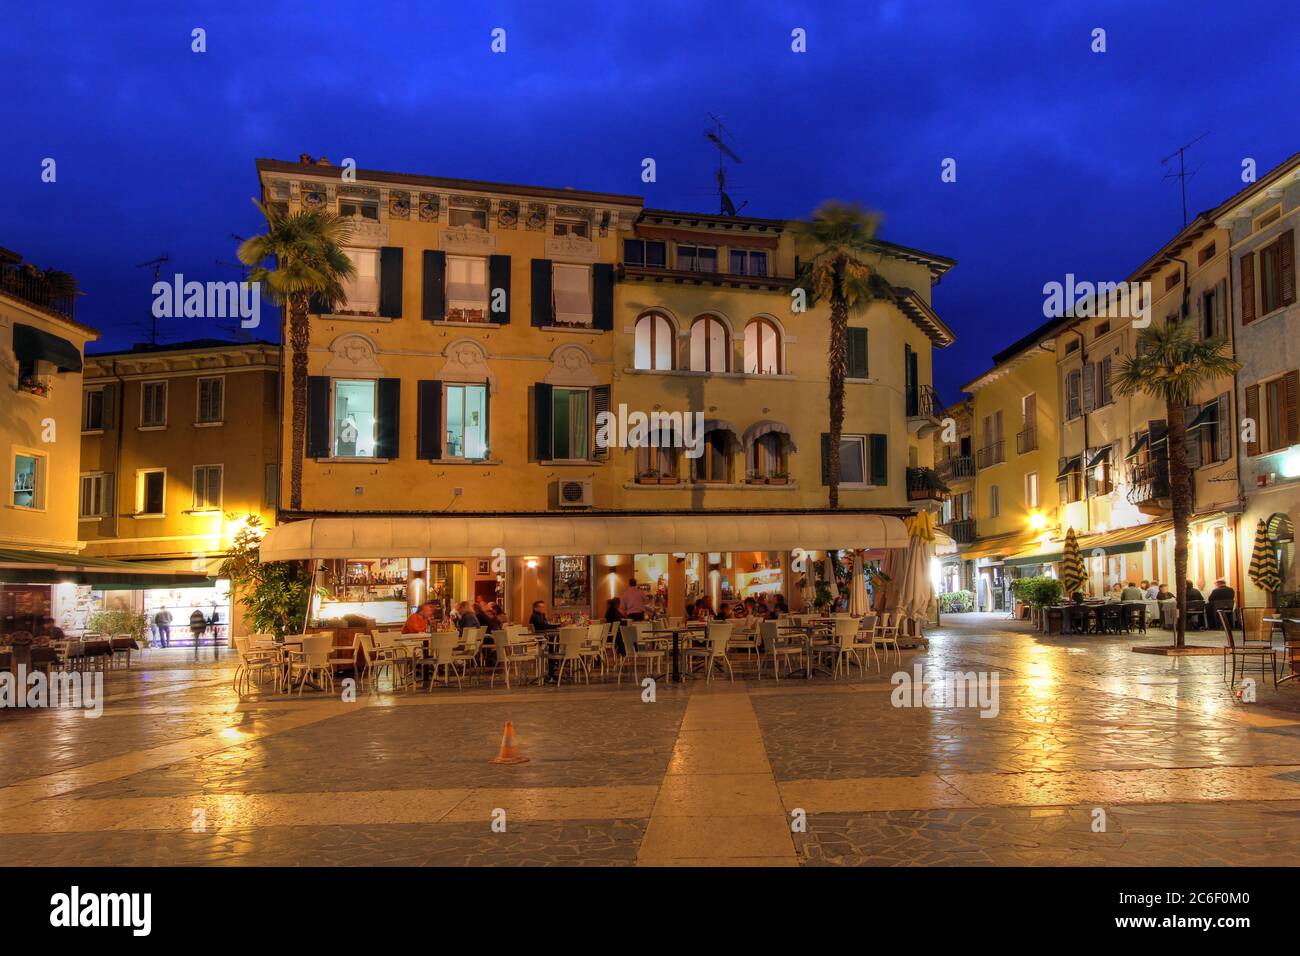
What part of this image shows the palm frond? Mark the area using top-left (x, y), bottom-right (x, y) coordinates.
top-left (1112, 321), bottom-right (1241, 405)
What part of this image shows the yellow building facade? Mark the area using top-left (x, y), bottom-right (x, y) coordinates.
top-left (253, 158), bottom-right (956, 626)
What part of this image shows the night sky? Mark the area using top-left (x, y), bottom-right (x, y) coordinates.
top-left (5, 1), bottom-right (1297, 402)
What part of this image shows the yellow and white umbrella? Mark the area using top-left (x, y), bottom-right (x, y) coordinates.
top-left (1060, 527), bottom-right (1088, 596)
top-left (1248, 518), bottom-right (1281, 593)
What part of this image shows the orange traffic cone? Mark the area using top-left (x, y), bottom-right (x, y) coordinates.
top-left (490, 720), bottom-right (530, 764)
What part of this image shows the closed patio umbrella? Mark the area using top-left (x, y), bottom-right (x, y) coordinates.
top-left (821, 549), bottom-right (840, 602)
top-left (1060, 527), bottom-right (1087, 596)
top-left (848, 551), bottom-right (868, 616)
top-left (895, 512), bottom-right (936, 626)
top-left (1248, 518), bottom-right (1281, 593)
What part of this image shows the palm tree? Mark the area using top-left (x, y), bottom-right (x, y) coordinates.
top-left (238, 203), bottom-right (354, 511)
top-left (790, 203), bottom-right (883, 509)
top-left (1113, 320), bottom-right (1240, 647)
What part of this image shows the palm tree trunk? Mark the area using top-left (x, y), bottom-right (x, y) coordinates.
top-left (1167, 400), bottom-right (1191, 649)
top-left (827, 294), bottom-right (848, 510)
top-left (288, 295), bottom-right (310, 511)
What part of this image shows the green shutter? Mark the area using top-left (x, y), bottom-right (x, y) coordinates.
top-left (534, 383), bottom-right (554, 460)
top-left (820, 433), bottom-right (830, 486)
top-left (379, 247), bottom-right (403, 318)
top-left (869, 434), bottom-right (888, 486)
top-left (847, 328), bottom-right (868, 378)
top-left (422, 251), bottom-right (446, 321)
top-left (376, 378), bottom-right (400, 459)
top-left (531, 259), bottom-right (553, 327)
top-left (417, 381), bottom-right (442, 460)
top-left (306, 376), bottom-right (330, 458)
top-left (489, 254), bottom-right (511, 324)
top-left (592, 263), bottom-right (615, 330)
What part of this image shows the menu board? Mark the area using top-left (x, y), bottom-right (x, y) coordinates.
top-left (552, 555), bottom-right (590, 610)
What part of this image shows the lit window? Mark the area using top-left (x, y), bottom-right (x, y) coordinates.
top-left (340, 248), bottom-right (379, 314)
top-left (551, 387), bottom-right (589, 460)
top-left (634, 313), bottom-right (675, 370)
top-left (137, 469), bottom-right (165, 516)
top-left (744, 318), bottom-right (781, 374)
top-left (692, 431), bottom-right (732, 483)
top-left (552, 264), bottom-right (593, 326)
top-left (690, 316), bottom-right (729, 372)
top-left (13, 452), bottom-right (44, 509)
top-left (449, 204), bottom-right (488, 229)
top-left (333, 379), bottom-right (378, 458)
top-left (446, 256), bottom-right (489, 322)
top-left (339, 198), bottom-right (379, 220)
top-left (445, 384), bottom-right (489, 460)
top-left (79, 473), bottom-right (107, 518)
top-left (838, 436), bottom-right (866, 484)
top-left (751, 432), bottom-right (786, 478)
top-left (1025, 471), bottom-right (1039, 508)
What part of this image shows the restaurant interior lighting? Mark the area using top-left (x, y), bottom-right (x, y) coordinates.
top-left (525, 558), bottom-right (538, 569)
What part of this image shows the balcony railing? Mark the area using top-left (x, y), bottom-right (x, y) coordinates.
top-left (940, 518), bottom-right (977, 544)
top-left (906, 467), bottom-right (948, 502)
top-left (976, 441), bottom-right (1005, 469)
top-left (0, 267), bottom-right (77, 323)
top-left (1125, 461), bottom-right (1170, 505)
top-left (937, 454), bottom-right (975, 480)
top-left (1016, 426), bottom-right (1038, 454)
top-left (906, 383), bottom-right (940, 419)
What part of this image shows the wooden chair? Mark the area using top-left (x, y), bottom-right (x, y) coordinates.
top-left (1219, 608), bottom-right (1276, 686)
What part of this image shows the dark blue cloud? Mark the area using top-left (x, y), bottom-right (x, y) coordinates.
top-left (4, 0), bottom-right (1297, 399)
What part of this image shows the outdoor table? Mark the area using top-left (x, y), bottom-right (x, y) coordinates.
top-left (644, 623), bottom-right (705, 682)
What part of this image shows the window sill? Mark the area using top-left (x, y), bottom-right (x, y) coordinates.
top-left (429, 319), bottom-right (501, 329)
top-left (183, 508), bottom-right (222, 515)
top-left (542, 324), bottom-right (600, 334)
top-left (622, 481), bottom-right (800, 491)
top-left (128, 513), bottom-right (166, 519)
top-left (7, 504), bottom-right (46, 513)
top-left (138, 425), bottom-right (168, 432)
top-left (194, 420), bottom-right (224, 428)
top-left (545, 459), bottom-right (604, 466)
top-left (323, 312), bottom-right (393, 323)
top-left (315, 457), bottom-right (390, 464)
top-left (81, 429), bottom-right (105, 436)
top-left (432, 458), bottom-right (501, 465)
top-left (78, 516), bottom-right (103, 522)
top-left (622, 368), bottom-right (796, 381)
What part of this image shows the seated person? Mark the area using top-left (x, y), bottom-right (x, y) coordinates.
top-left (529, 600), bottom-right (554, 634)
top-left (1071, 591), bottom-right (1086, 605)
top-left (453, 601), bottom-right (475, 633)
top-left (1107, 582), bottom-right (1124, 602)
top-left (1205, 579), bottom-right (1235, 627)
top-left (475, 602), bottom-right (500, 630)
top-left (1185, 580), bottom-right (1205, 603)
top-left (402, 601), bottom-right (435, 634)
top-left (1156, 584), bottom-right (1173, 600)
top-left (1120, 582), bottom-right (1145, 601)
top-left (603, 597), bottom-right (625, 625)
top-left (769, 594), bottom-right (789, 619)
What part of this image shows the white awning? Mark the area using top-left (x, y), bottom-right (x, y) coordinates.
top-left (259, 513), bottom-right (910, 561)
top-left (742, 419), bottom-right (798, 453)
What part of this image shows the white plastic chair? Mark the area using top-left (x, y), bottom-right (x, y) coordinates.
top-left (549, 626), bottom-right (591, 686)
top-left (289, 634), bottom-right (334, 695)
top-left (854, 614), bottom-right (880, 671)
top-left (423, 631), bottom-right (461, 690)
top-left (492, 631), bottom-right (540, 689)
top-left (616, 623), bottom-right (665, 686)
top-left (874, 612), bottom-right (901, 665)
top-left (233, 636), bottom-right (281, 696)
top-left (827, 618), bottom-right (863, 679)
top-left (760, 620), bottom-right (803, 681)
top-left (684, 622), bottom-right (734, 682)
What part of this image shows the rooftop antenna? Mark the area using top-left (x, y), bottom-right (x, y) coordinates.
top-left (134, 252), bottom-right (171, 346)
top-left (1160, 132), bottom-right (1209, 228)
top-left (705, 113), bottom-right (747, 216)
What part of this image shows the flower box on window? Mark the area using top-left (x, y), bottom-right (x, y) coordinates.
top-left (18, 375), bottom-right (52, 398)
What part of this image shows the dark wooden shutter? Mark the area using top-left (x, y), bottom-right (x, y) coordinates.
top-left (531, 259), bottom-right (553, 327)
top-left (379, 247), bottom-right (403, 318)
top-left (1240, 252), bottom-right (1256, 325)
top-left (820, 433), bottom-right (830, 485)
top-left (1280, 229), bottom-right (1296, 307)
top-left (488, 254), bottom-right (511, 324)
top-left (1100, 356), bottom-right (1112, 405)
top-left (422, 251), bottom-right (446, 322)
top-left (592, 263), bottom-right (615, 330)
top-left (102, 471), bottom-right (115, 518)
top-left (306, 376), bottom-right (330, 458)
top-left (416, 380), bottom-right (442, 460)
top-left (591, 385), bottom-right (611, 459)
top-left (102, 383), bottom-right (116, 429)
top-left (1286, 370), bottom-right (1300, 447)
top-left (376, 378), bottom-right (400, 458)
top-left (1217, 394), bottom-right (1232, 462)
top-left (847, 328), bottom-right (868, 378)
top-left (869, 434), bottom-right (888, 486)
top-left (1183, 406), bottom-right (1203, 469)
top-left (1244, 384), bottom-right (1260, 456)
top-left (1214, 278), bottom-right (1228, 338)
top-left (1082, 361), bottom-right (1096, 412)
top-left (534, 382), bottom-right (553, 460)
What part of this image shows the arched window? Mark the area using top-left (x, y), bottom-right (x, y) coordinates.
top-left (751, 432), bottom-right (786, 478)
top-left (692, 429), bottom-right (732, 483)
top-left (634, 312), bottom-right (675, 370)
top-left (689, 315), bottom-right (729, 372)
top-left (744, 318), bottom-right (781, 374)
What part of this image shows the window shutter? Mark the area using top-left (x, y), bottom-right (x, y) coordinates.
top-left (1240, 252), bottom-right (1256, 324)
top-left (379, 247), bottom-right (403, 318)
top-left (1214, 278), bottom-right (1228, 338)
top-left (1100, 356), bottom-right (1113, 405)
top-left (592, 263), bottom-right (615, 330)
top-left (847, 328), bottom-right (868, 378)
top-left (487, 254), bottom-right (511, 324)
top-left (531, 259), bottom-right (553, 327)
top-left (1082, 361), bottom-right (1096, 412)
top-left (102, 471), bottom-right (115, 518)
top-left (1183, 405), bottom-right (1203, 469)
top-left (820, 433), bottom-right (830, 486)
top-left (869, 434), bottom-right (888, 486)
top-left (591, 385), bottom-right (611, 459)
top-left (1244, 384), bottom-right (1260, 456)
top-left (102, 383), bottom-right (116, 429)
top-left (376, 378), bottom-right (400, 459)
top-left (306, 376), bottom-right (330, 458)
top-left (534, 382), bottom-right (553, 461)
top-left (422, 251), bottom-right (446, 322)
top-left (1280, 228), bottom-right (1296, 308)
top-left (1286, 370), bottom-right (1300, 447)
top-left (416, 380), bottom-right (442, 460)
top-left (1217, 394), bottom-right (1232, 462)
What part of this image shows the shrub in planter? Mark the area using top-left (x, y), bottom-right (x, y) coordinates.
top-left (938, 589), bottom-right (974, 613)
top-left (1010, 576), bottom-right (1064, 608)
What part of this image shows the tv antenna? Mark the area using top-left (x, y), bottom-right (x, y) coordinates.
top-left (134, 252), bottom-right (171, 346)
top-left (1160, 132), bottom-right (1209, 228)
top-left (705, 114), bottom-right (747, 216)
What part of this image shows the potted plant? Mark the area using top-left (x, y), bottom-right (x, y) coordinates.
top-left (637, 468), bottom-right (660, 485)
top-left (767, 469), bottom-right (790, 485)
top-left (906, 466), bottom-right (950, 501)
top-left (17, 375), bottom-right (51, 397)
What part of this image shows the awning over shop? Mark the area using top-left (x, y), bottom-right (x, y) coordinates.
top-left (1004, 519), bottom-right (1175, 567)
top-left (1056, 456), bottom-right (1081, 479)
top-left (259, 513), bottom-right (910, 561)
top-left (0, 549), bottom-right (213, 588)
top-left (12, 323), bottom-right (82, 372)
top-left (960, 529), bottom-right (1044, 562)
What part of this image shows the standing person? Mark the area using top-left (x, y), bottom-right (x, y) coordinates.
top-left (621, 578), bottom-right (648, 621)
top-left (189, 608), bottom-right (208, 644)
top-left (153, 607), bottom-right (172, 648)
